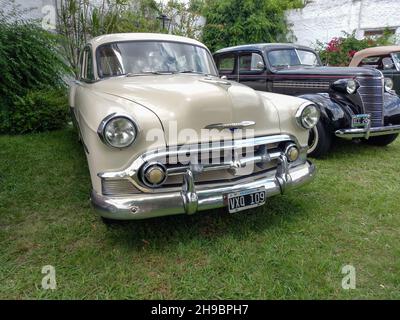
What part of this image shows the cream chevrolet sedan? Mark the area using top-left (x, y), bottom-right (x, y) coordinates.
top-left (69, 33), bottom-right (318, 222)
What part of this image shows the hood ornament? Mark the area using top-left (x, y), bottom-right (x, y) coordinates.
top-left (205, 121), bottom-right (256, 130)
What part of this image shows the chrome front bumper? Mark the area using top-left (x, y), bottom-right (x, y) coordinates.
top-left (335, 124), bottom-right (400, 140)
top-left (91, 160), bottom-right (316, 220)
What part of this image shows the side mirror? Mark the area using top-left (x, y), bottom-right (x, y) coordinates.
top-left (382, 57), bottom-right (395, 70)
top-left (255, 61), bottom-right (265, 71)
top-left (220, 75), bottom-right (227, 80)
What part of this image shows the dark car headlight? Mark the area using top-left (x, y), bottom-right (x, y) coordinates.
top-left (98, 114), bottom-right (137, 148)
top-left (384, 78), bottom-right (394, 92)
top-left (331, 79), bottom-right (359, 94)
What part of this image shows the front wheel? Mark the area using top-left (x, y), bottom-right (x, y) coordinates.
top-left (307, 121), bottom-right (332, 158)
top-left (364, 134), bottom-right (399, 146)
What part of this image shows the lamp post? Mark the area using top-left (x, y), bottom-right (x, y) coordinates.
top-left (157, 14), bottom-right (171, 33)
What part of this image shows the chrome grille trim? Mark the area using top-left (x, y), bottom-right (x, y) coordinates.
top-left (102, 179), bottom-right (140, 196)
top-left (357, 76), bottom-right (384, 127)
top-left (98, 134), bottom-right (303, 194)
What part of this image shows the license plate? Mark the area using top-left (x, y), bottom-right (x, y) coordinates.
top-left (227, 187), bottom-right (266, 213)
top-left (352, 114), bottom-right (371, 128)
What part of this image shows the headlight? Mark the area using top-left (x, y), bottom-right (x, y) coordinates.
top-left (346, 79), bottom-right (357, 94)
top-left (98, 115), bottom-right (137, 148)
top-left (384, 77), bottom-right (394, 92)
top-left (331, 79), bottom-right (358, 94)
top-left (296, 103), bottom-right (320, 129)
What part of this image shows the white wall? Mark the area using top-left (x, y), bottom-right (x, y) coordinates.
top-left (4, 0), bottom-right (56, 20)
top-left (286, 0), bottom-right (400, 48)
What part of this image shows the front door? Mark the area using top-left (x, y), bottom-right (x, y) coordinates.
top-left (237, 51), bottom-right (267, 91)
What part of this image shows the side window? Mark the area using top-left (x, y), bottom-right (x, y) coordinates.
top-left (216, 54), bottom-right (235, 75)
top-left (81, 47), bottom-right (95, 81)
top-left (359, 56), bottom-right (381, 68)
top-left (239, 52), bottom-right (265, 73)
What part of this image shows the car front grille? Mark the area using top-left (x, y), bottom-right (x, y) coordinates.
top-left (100, 135), bottom-right (299, 196)
top-left (357, 76), bottom-right (384, 127)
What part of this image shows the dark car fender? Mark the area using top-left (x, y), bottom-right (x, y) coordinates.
top-left (297, 93), bottom-right (353, 133)
top-left (383, 92), bottom-right (400, 125)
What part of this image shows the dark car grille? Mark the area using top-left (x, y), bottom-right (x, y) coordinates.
top-left (357, 76), bottom-right (384, 127)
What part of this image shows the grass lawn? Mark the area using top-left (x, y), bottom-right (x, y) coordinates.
top-left (0, 127), bottom-right (399, 299)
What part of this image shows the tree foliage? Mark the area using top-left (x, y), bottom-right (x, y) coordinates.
top-left (201, 0), bottom-right (305, 52)
top-left (161, 0), bottom-right (205, 40)
top-left (57, 0), bottom-right (161, 76)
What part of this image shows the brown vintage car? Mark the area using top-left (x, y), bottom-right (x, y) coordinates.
top-left (350, 46), bottom-right (400, 95)
top-left (214, 44), bottom-right (400, 158)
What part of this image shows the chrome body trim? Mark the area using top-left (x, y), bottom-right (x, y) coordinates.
top-left (204, 121), bottom-right (256, 130)
top-left (91, 160), bottom-right (316, 220)
top-left (335, 124), bottom-right (400, 139)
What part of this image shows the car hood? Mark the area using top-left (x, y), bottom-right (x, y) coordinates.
top-left (274, 66), bottom-right (382, 78)
top-left (94, 74), bottom-right (280, 145)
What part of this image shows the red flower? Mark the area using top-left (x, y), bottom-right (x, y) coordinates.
top-left (326, 37), bottom-right (341, 52)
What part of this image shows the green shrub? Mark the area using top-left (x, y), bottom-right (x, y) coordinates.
top-left (0, 6), bottom-right (70, 134)
top-left (4, 89), bottom-right (69, 134)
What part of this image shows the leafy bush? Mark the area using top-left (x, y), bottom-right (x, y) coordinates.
top-left (0, 6), bottom-right (70, 134)
top-left (5, 89), bottom-right (69, 134)
top-left (316, 30), bottom-right (396, 66)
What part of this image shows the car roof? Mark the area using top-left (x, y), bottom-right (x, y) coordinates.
top-left (214, 43), bottom-right (315, 55)
top-left (87, 33), bottom-right (207, 50)
top-left (350, 45), bottom-right (400, 67)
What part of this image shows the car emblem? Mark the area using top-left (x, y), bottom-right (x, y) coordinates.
top-left (204, 121), bottom-right (256, 131)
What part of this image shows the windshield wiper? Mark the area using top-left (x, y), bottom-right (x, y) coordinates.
top-left (142, 70), bottom-right (175, 75)
top-left (124, 71), bottom-right (174, 77)
top-left (178, 70), bottom-right (205, 74)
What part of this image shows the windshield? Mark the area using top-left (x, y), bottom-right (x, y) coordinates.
top-left (96, 41), bottom-right (217, 78)
top-left (392, 52), bottom-right (400, 71)
top-left (267, 49), bottom-right (320, 68)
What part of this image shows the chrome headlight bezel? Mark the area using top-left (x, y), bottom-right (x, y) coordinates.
top-left (331, 79), bottom-right (359, 94)
top-left (295, 103), bottom-right (320, 130)
top-left (98, 113), bottom-right (138, 149)
top-left (384, 77), bottom-right (394, 92)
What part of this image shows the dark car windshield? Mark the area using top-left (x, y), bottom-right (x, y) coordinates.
top-left (267, 49), bottom-right (320, 68)
top-left (96, 41), bottom-right (217, 78)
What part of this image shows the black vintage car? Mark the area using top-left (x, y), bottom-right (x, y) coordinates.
top-left (213, 43), bottom-right (400, 157)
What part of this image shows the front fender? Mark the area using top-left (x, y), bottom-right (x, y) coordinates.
top-left (257, 91), bottom-right (311, 148)
top-left (75, 88), bottom-right (166, 194)
top-left (298, 93), bottom-right (351, 132)
top-left (384, 92), bottom-right (400, 125)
